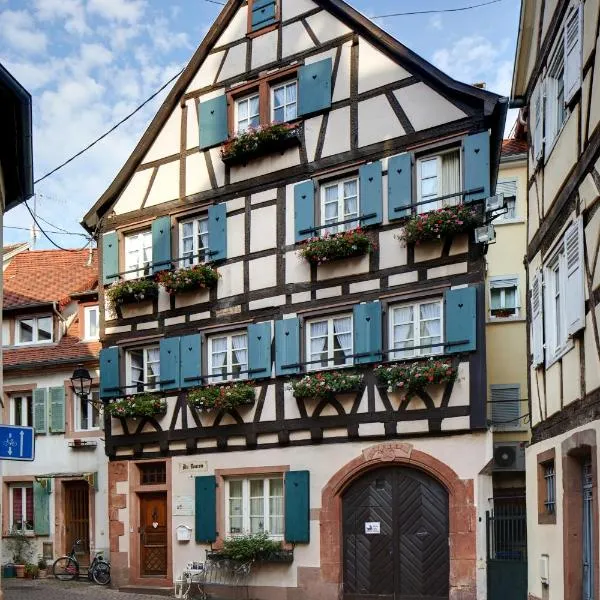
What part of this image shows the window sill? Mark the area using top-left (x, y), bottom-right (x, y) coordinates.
top-left (487, 316), bottom-right (525, 324)
top-left (494, 218), bottom-right (525, 226)
top-left (246, 22), bottom-right (280, 39)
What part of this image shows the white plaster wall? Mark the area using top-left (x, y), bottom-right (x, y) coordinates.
top-left (145, 161), bottom-right (179, 207)
top-left (251, 30), bottom-right (278, 70)
top-left (333, 42), bottom-right (352, 103)
top-left (358, 96), bottom-right (405, 147)
top-left (250, 205), bottom-right (277, 253)
top-left (230, 148), bottom-right (301, 184)
top-left (321, 107), bottom-right (350, 157)
top-left (185, 153), bottom-right (212, 197)
top-left (187, 51), bottom-right (224, 94)
top-left (303, 115), bottom-right (322, 163)
top-left (214, 6), bottom-right (248, 48)
top-left (305, 10), bottom-right (351, 43)
top-left (186, 100), bottom-right (199, 151)
top-left (142, 108), bottom-right (182, 165)
top-left (227, 213), bottom-right (246, 259)
top-left (282, 21), bottom-right (315, 58)
top-left (217, 43), bottom-right (247, 83)
top-left (113, 170), bottom-right (154, 215)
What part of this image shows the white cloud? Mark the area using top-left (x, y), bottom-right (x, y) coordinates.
top-left (429, 15), bottom-right (443, 31)
top-left (0, 10), bottom-right (48, 54)
top-left (87, 0), bottom-right (147, 23)
top-left (33, 0), bottom-right (89, 36)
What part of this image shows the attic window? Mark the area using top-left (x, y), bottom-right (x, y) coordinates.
top-left (16, 315), bottom-right (53, 345)
top-left (248, 0), bottom-right (279, 35)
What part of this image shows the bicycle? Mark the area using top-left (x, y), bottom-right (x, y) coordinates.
top-left (52, 539), bottom-right (111, 585)
top-left (88, 551), bottom-right (111, 586)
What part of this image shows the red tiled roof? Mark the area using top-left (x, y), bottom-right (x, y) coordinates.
top-left (502, 138), bottom-right (528, 157)
top-left (3, 249), bottom-right (98, 309)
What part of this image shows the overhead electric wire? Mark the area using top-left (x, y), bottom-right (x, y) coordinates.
top-left (370, 0), bottom-right (506, 18)
top-left (3, 225), bottom-right (88, 237)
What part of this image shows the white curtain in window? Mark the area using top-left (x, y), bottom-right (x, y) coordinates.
top-left (249, 480), bottom-right (265, 534)
top-left (333, 317), bottom-right (352, 358)
top-left (310, 322), bottom-right (328, 355)
top-left (232, 334), bottom-right (247, 368)
top-left (269, 479), bottom-right (284, 536)
top-left (146, 348), bottom-right (160, 385)
top-left (211, 338), bottom-right (228, 377)
top-left (440, 151), bottom-right (461, 203)
top-left (420, 303), bottom-right (441, 339)
top-left (393, 307), bottom-right (414, 349)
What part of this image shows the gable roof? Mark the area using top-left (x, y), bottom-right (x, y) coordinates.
top-left (501, 138), bottom-right (528, 158)
top-left (82, 0), bottom-right (507, 232)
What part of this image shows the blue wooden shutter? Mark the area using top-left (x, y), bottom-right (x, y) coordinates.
top-left (33, 481), bottom-right (50, 536)
top-left (160, 337), bottom-right (180, 391)
top-left (294, 181), bottom-right (315, 242)
top-left (102, 231), bottom-right (119, 285)
top-left (208, 204), bottom-right (227, 262)
top-left (359, 161), bottom-right (383, 227)
top-left (195, 476), bottom-right (217, 543)
top-left (275, 318), bottom-right (300, 376)
top-left (152, 216), bottom-right (172, 274)
top-left (298, 58), bottom-right (332, 117)
top-left (353, 301), bottom-right (382, 364)
top-left (248, 322), bottom-right (272, 380)
top-left (199, 96), bottom-right (228, 150)
top-left (388, 153), bottom-right (413, 219)
top-left (180, 334), bottom-right (202, 389)
top-left (251, 0), bottom-right (277, 30)
top-left (444, 287), bottom-right (477, 353)
top-left (100, 346), bottom-right (121, 399)
top-left (463, 132), bottom-right (490, 203)
top-left (33, 388), bottom-right (47, 435)
top-left (285, 471), bottom-right (310, 543)
top-left (49, 386), bottom-right (65, 433)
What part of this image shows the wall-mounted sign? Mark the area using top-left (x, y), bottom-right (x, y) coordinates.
top-left (365, 522), bottom-right (381, 535)
top-left (173, 495), bottom-right (194, 516)
top-left (178, 460), bottom-right (208, 475)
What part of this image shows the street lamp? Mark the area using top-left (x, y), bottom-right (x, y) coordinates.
top-left (71, 364), bottom-right (93, 399)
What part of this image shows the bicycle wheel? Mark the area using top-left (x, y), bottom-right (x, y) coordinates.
top-left (92, 560), bottom-right (111, 586)
top-left (53, 556), bottom-right (78, 580)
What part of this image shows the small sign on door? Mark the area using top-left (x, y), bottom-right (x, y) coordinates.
top-left (365, 522), bottom-right (381, 535)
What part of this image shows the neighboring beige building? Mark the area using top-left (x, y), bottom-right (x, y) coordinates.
top-left (512, 1), bottom-right (600, 599)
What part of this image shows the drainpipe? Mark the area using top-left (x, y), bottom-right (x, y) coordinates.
top-left (53, 302), bottom-right (68, 338)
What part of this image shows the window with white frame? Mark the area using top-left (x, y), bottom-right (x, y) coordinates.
top-left (127, 346), bottom-right (160, 392)
top-left (416, 149), bottom-right (461, 212)
top-left (545, 38), bottom-right (567, 152)
top-left (545, 250), bottom-right (567, 359)
top-left (489, 277), bottom-right (520, 319)
top-left (10, 484), bottom-right (34, 533)
top-left (236, 93), bottom-right (260, 134)
top-left (306, 314), bottom-right (353, 371)
top-left (496, 179), bottom-right (518, 221)
top-left (321, 177), bottom-right (359, 235)
top-left (84, 306), bottom-right (99, 340)
top-left (389, 300), bottom-right (443, 359)
top-left (271, 80), bottom-right (297, 123)
top-left (179, 216), bottom-right (209, 267)
top-left (226, 477), bottom-right (284, 538)
top-left (16, 315), bottom-right (53, 345)
top-left (124, 230), bottom-right (152, 280)
top-left (2, 320), bottom-right (9, 346)
top-left (208, 331), bottom-right (248, 383)
top-left (74, 390), bottom-right (101, 431)
top-left (10, 395), bottom-right (32, 427)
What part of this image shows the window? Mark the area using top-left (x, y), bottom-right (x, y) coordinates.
top-left (545, 39), bottom-right (567, 151)
top-left (416, 149), bottom-right (461, 212)
top-left (306, 314), bottom-right (353, 371)
top-left (496, 179), bottom-right (518, 221)
top-left (236, 93), bottom-right (260, 134)
top-left (545, 250), bottom-right (568, 359)
top-left (139, 462), bottom-right (167, 485)
top-left (489, 277), bottom-right (519, 319)
top-left (74, 390), bottom-right (101, 431)
top-left (544, 461), bottom-right (556, 515)
top-left (321, 177), bottom-right (359, 235)
top-left (179, 216), bottom-right (209, 267)
top-left (127, 346), bottom-right (160, 392)
top-left (271, 80), bottom-right (297, 123)
top-left (16, 316), bottom-right (53, 345)
top-left (226, 477), bottom-right (284, 538)
top-left (389, 300), bottom-right (443, 359)
top-left (490, 385), bottom-right (521, 431)
top-left (10, 395), bottom-right (32, 427)
top-left (10, 485), bottom-right (34, 533)
top-left (2, 320), bottom-right (9, 346)
top-left (208, 331), bottom-right (248, 383)
top-left (84, 306), bottom-right (99, 340)
top-left (248, 0), bottom-right (279, 33)
top-left (124, 230), bottom-right (152, 280)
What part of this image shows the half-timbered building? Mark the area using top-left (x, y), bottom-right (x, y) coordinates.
top-left (83, 1), bottom-right (507, 598)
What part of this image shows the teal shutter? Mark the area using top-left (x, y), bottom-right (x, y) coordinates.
top-left (353, 301), bottom-right (382, 364)
top-left (181, 334), bottom-right (202, 389)
top-left (160, 337), bottom-right (180, 391)
top-left (100, 346), bottom-right (121, 399)
top-left (199, 96), bottom-right (228, 150)
top-left (298, 58), bottom-right (332, 117)
top-left (152, 216), bottom-right (172, 274)
top-left (248, 322), bottom-right (272, 380)
top-left (33, 481), bottom-right (50, 536)
top-left (195, 476), bottom-right (217, 543)
top-left (275, 318), bottom-right (300, 376)
top-left (444, 287), bottom-right (477, 353)
top-left (208, 204), bottom-right (227, 262)
top-left (359, 161), bottom-right (383, 227)
top-left (49, 387), bottom-right (65, 434)
top-left (251, 0), bottom-right (277, 30)
top-left (102, 231), bottom-right (119, 285)
top-left (463, 132), bottom-right (490, 203)
top-left (294, 181), bottom-right (315, 242)
top-left (33, 388), bottom-right (47, 435)
top-left (284, 471), bottom-right (310, 543)
top-left (388, 153), bottom-right (413, 219)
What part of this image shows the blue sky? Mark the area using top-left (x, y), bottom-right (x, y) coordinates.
top-left (0, 0), bottom-right (521, 249)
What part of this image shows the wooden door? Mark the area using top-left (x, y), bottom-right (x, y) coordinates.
top-left (139, 493), bottom-right (168, 577)
top-left (343, 467), bottom-right (449, 600)
top-left (64, 482), bottom-right (90, 564)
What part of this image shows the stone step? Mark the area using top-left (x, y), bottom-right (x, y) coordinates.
top-left (119, 585), bottom-right (173, 597)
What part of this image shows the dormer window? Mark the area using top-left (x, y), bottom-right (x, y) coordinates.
top-left (16, 315), bottom-right (53, 345)
top-left (84, 306), bottom-right (99, 340)
top-left (248, 0), bottom-right (279, 35)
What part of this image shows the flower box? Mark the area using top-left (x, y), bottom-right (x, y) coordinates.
top-left (290, 371), bottom-right (363, 400)
top-left (221, 123), bottom-right (301, 166)
top-left (107, 393), bottom-right (167, 419)
top-left (207, 533), bottom-right (291, 564)
top-left (187, 382), bottom-right (256, 411)
top-left (157, 264), bottom-right (220, 295)
top-left (398, 205), bottom-right (481, 245)
top-left (299, 228), bottom-right (374, 266)
top-left (106, 279), bottom-right (159, 313)
top-left (375, 359), bottom-right (457, 399)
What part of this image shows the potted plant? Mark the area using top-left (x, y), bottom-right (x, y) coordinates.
top-left (38, 558), bottom-right (48, 578)
top-left (106, 393), bottom-right (167, 419)
top-left (299, 228), bottom-right (374, 265)
top-left (106, 278), bottom-right (159, 313)
top-left (208, 533), bottom-right (292, 564)
top-left (24, 563), bottom-right (39, 579)
top-left (157, 264), bottom-right (220, 295)
top-left (6, 531), bottom-right (33, 578)
top-left (290, 370), bottom-right (363, 400)
top-left (187, 382), bottom-right (256, 411)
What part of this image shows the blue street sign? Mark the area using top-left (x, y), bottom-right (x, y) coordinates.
top-left (0, 425), bottom-right (35, 461)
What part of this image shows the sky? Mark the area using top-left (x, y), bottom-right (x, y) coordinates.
top-left (0, 0), bottom-right (521, 249)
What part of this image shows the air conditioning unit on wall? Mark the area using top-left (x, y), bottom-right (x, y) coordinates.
top-left (493, 442), bottom-right (526, 472)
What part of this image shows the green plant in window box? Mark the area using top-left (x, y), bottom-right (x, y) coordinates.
top-left (187, 382), bottom-right (256, 411)
top-left (208, 533), bottom-right (292, 563)
top-left (106, 393), bottom-right (167, 418)
top-left (299, 228), bottom-right (375, 266)
top-left (290, 371), bottom-right (363, 400)
top-left (156, 264), bottom-right (220, 295)
top-left (106, 279), bottom-right (159, 313)
top-left (375, 359), bottom-right (457, 399)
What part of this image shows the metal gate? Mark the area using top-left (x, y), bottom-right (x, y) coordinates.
top-left (486, 505), bottom-right (527, 600)
top-left (583, 460), bottom-right (594, 600)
